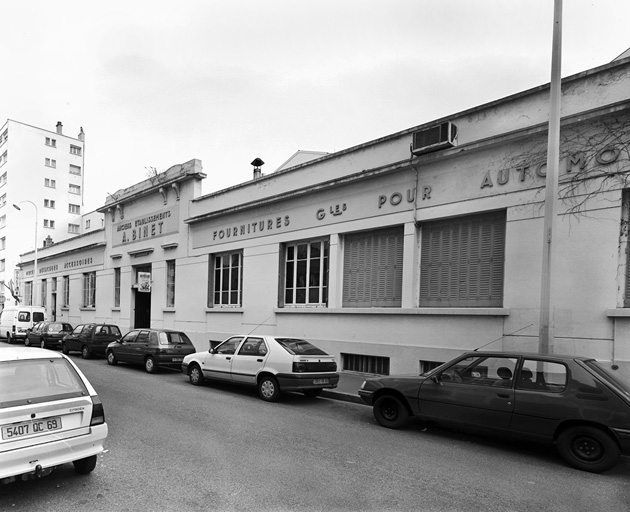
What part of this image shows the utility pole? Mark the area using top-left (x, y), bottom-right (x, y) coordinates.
top-left (539, 0), bottom-right (563, 354)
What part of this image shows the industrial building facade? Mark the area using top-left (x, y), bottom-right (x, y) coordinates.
top-left (14, 56), bottom-right (630, 379)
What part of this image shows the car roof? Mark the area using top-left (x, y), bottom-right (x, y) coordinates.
top-left (0, 347), bottom-right (65, 362)
top-left (463, 350), bottom-right (593, 362)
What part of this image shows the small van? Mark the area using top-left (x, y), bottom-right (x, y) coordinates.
top-left (0, 306), bottom-right (47, 344)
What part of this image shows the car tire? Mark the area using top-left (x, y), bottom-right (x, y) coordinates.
top-left (106, 350), bottom-right (118, 366)
top-left (24, 337), bottom-right (31, 347)
top-left (373, 395), bottom-right (410, 429)
top-left (188, 364), bottom-right (204, 386)
top-left (40, 339), bottom-right (46, 349)
top-left (145, 356), bottom-right (158, 374)
top-left (62, 342), bottom-right (70, 355)
top-left (557, 425), bottom-right (621, 473)
top-left (258, 375), bottom-right (281, 402)
top-left (303, 388), bottom-right (323, 398)
top-left (73, 454), bottom-right (97, 474)
top-left (82, 345), bottom-right (92, 360)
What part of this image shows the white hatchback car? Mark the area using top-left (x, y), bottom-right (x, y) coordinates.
top-left (182, 335), bottom-right (339, 401)
top-left (0, 347), bottom-right (108, 484)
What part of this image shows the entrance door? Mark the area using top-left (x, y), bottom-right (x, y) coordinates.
top-left (133, 265), bottom-right (152, 328)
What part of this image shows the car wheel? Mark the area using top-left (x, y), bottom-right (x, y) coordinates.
top-left (557, 425), bottom-right (621, 473)
top-left (258, 375), bottom-right (281, 402)
top-left (106, 350), bottom-right (118, 365)
top-left (82, 345), bottom-right (92, 359)
top-left (24, 337), bottom-right (31, 347)
top-left (373, 395), bottom-right (410, 429)
top-left (189, 364), bottom-right (204, 386)
top-left (303, 388), bottom-right (323, 398)
top-left (145, 356), bottom-right (158, 374)
top-left (73, 454), bottom-right (97, 474)
top-left (40, 339), bottom-right (46, 349)
top-left (62, 342), bottom-right (70, 355)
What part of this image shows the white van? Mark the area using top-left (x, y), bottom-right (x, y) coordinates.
top-left (0, 306), bottom-right (47, 344)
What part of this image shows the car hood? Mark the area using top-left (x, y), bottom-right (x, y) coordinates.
top-left (362, 374), bottom-right (427, 390)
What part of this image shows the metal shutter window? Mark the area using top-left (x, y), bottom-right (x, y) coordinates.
top-left (420, 211), bottom-right (506, 307)
top-left (342, 226), bottom-right (404, 308)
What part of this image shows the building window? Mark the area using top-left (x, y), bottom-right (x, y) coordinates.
top-left (0, 237), bottom-right (5, 250)
top-left (24, 281), bottom-right (33, 306)
top-left (69, 184), bottom-right (81, 195)
top-left (85, 219), bottom-right (91, 229)
top-left (342, 226), bottom-right (404, 308)
top-left (69, 204), bottom-right (80, 214)
top-left (0, 259), bottom-right (4, 271)
top-left (43, 219), bottom-right (55, 229)
top-left (282, 239), bottom-right (329, 306)
top-left (0, 194), bottom-right (5, 207)
top-left (0, 215), bottom-right (6, 229)
top-left (114, 268), bottom-right (121, 307)
top-left (45, 158), bottom-right (56, 168)
top-left (41, 279), bottom-right (47, 308)
top-left (69, 164), bottom-right (81, 175)
top-left (82, 272), bottom-right (96, 308)
top-left (0, 151), bottom-right (7, 167)
top-left (70, 145), bottom-right (82, 155)
top-left (0, 130), bottom-right (7, 145)
top-left (68, 223), bottom-right (80, 234)
top-left (45, 178), bottom-right (56, 188)
top-left (166, 260), bottom-right (176, 307)
top-left (419, 210), bottom-right (506, 307)
top-left (44, 199), bottom-right (55, 208)
top-left (208, 251), bottom-right (242, 307)
top-left (63, 275), bottom-right (70, 307)
top-left (45, 137), bottom-right (57, 147)
top-left (0, 172), bottom-right (6, 186)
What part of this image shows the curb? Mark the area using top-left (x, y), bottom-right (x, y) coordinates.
top-left (321, 389), bottom-right (366, 405)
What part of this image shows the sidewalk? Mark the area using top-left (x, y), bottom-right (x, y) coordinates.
top-left (321, 372), bottom-right (370, 405)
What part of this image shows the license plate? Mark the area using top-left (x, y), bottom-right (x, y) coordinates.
top-left (172, 357), bottom-right (183, 362)
top-left (313, 379), bottom-right (329, 385)
top-left (2, 416), bottom-right (62, 440)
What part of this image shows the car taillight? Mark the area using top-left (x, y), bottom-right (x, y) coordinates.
top-left (90, 396), bottom-right (105, 426)
top-left (293, 362), bottom-right (307, 373)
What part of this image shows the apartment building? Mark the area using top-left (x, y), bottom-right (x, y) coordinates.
top-left (0, 120), bottom-right (86, 306)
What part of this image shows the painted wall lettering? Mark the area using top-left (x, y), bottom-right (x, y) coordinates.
top-left (212, 216), bottom-right (290, 240)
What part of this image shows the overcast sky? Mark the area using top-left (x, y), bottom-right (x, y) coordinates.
top-left (2, 0), bottom-right (629, 212)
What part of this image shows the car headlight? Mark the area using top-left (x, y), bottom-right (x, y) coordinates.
top-left (360, 381), bottom-right (367, 390)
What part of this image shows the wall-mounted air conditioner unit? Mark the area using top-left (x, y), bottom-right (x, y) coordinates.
top-left (411, 121), bottom-right (458, 155)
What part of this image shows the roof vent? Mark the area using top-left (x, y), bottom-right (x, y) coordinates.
top-left (411, 121), bottom-right (457, 155)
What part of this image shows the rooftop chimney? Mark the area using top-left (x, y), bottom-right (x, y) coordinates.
top-left (251, 157), bottom-right (264, 180)
top-left (78, 126), bottom-right (85, 141)
top-left (56, 121), bottom-right (63, 135)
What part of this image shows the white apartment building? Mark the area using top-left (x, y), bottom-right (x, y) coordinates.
top-left (0, 119), bottom-right (86, 306)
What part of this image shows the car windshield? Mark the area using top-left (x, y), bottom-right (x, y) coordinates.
top-left (0, 359), bottom-right (88, 409)
top-left (275, 338), bottom-right (328, 355)
top-left (584, 360), bottom-right (630, 400)
top-left (159, 332), bottom-right (192, 346)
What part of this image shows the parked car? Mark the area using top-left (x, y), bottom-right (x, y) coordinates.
top-left (25, 321), bottom-right (73, 349)
top-left (62, 323), bottom-right (122, 359)
top-left (358, 351), bottom-right (630, 473)
top-left (106, 328), bottom-right (196, 373)
top-left (0, 347), bottom-right (108, 484)
top-left (182, 335), bottom-right (340, 401)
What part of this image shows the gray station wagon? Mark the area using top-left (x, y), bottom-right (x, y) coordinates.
top-left (359, 351), bottom-right (630, 473)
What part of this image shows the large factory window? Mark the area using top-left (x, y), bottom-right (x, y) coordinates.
top-left (280, 238), bottom-right (329, 307)
top-left (208, 251), bottom-right (242, 307)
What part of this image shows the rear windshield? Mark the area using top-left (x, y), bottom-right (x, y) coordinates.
top-left (48, 323), bottom-right (72, 334)
top-left (33, 312), bottom-right (45, 322)
top-left (0, 358), bottom-right (88, 409)
top-left (96, 325), bottom-right (121, 336)
top-left (275, 338), bottom-right (328, 355)
top-left (159, 331), bottom-right (192, 346)
top-left (584, 360), bottom-right (630, 400)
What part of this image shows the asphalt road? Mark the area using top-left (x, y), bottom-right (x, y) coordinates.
top-left (1, 353), bottom-right (630, 512)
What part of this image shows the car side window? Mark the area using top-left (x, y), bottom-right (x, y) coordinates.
top-left (518, 360), bottom-right (567, 392)
top-left (440, 356), bottom-right (518, 387)
top-left (137, 331), bottom-right (150, 343)
top-left (216, 337), bottom-right (243, 355)
top-left (122, 331), bottom-right (139, 343)
top-left (238, 337), bottom-right (267, 356)
top-left (18, 312), bottom-right (30, 322)
top-left (149, 331), bottom-right (159, 345)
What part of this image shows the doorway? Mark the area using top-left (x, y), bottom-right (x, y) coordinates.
top-left (133, 265), bottom-right (152, 328)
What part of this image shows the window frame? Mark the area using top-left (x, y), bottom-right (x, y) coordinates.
top-left (280, 237), bottom-right (329, 308)
top-left (82, 272), bottom-right (96, 308)
top-left (208, 251), bottom-right (242, 308)
top-left (166, 260), bottom-right (175, 308)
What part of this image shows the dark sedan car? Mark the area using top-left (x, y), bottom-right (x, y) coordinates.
top-left (24, 321), bottom-right (73, 349)
top-left (62, 323), bottom-right (122, 359)
top-left (106, 328), bottom-right (196, 374)
top-left (359, 351), bottom-right (630, 473)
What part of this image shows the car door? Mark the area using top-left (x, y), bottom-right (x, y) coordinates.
top-left (27, 323), bottom-right (43, 345)
top-left (114, 330), bottom-right (139, 363)
top-left (65, 324), bottom-right (85, 351)
top-left (230, 337), bottom-right (269, 385)
top-left (201, 336), bottom-right (244, 381)
top-left (418, 355), bottom-right (518, 430)
top-left (509, 358), bottom-right (570, 440)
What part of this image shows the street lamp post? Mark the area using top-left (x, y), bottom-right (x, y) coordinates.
top-left (13, 201), bottom-right (38, 306)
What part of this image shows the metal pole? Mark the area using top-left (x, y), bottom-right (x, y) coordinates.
top-left (539, 0), bottom-right (563, 354)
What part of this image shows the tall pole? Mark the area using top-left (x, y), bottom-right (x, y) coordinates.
top-left (13, 201), bottom-right (38, 306)
top-left (539, 0), bottom-right (563, 354)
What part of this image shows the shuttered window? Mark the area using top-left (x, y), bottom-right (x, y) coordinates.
top-left (420, 211), bottom-right (505, 307)
top-left (342, 226), bottom-right (404, 308)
